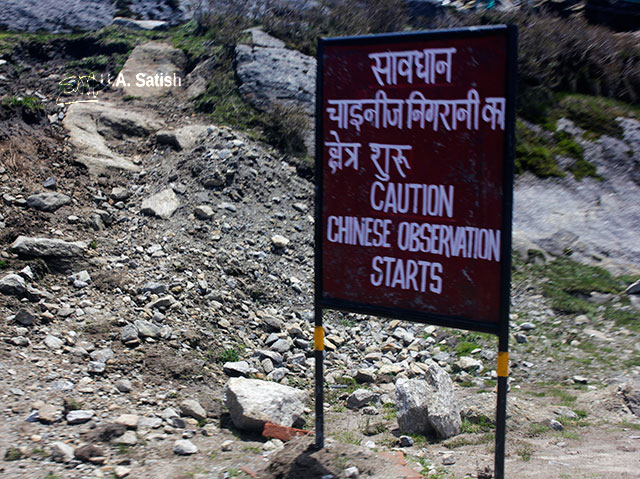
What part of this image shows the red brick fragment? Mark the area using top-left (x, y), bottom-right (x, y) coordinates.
top-left (262, 422), bottom-right (312, 442)
top-left (240, 466), bottom-right (258, 478)
top-left (379, 450), bottom-right (406, 466)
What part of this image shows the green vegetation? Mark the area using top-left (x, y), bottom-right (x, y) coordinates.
top-left (461, 415), bottom-right (495, 434)
top-left (455, 341), bottom-right (480, 357)
top-left (89, 240), bottom-right (98, 250)
top-left (531, 257), bottom-right (634, 315)
top-left (2, 96), bottom-right (44, 111)
top-left (515, 442), bottom-right (534, 461)
top-left (213, 347), bottom-right (243, 364)
top-left (527, 422), bottom-right (551, 437)
top-left (0, 260), bottom-right (8, 270)
top-left (4, 447), bottom-right (23, 461)
top-left (418, 458), bottom-right (454, 479)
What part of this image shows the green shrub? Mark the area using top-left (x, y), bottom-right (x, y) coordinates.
top-left (264, 103), bottom-right (310, 156)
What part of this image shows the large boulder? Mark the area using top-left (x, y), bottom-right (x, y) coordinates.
top-left (140, 188), bottom-right (179, 219)
top-left (235, 28), bottom-right (316, 152)
top-left (11, 236), bottom-right (88, 272)
top-left (114, 42), bottom-right (186, 98)
top-left (0, 273), bottom-right (27, 297)
top-left (224, 377), bottom-right (306, 431)
top-left (26, 192), bottom-right (71, 212)
top-left (395, 360), bottom-right (461, 439)
top-left (63, 102), bottom-right (163, 173)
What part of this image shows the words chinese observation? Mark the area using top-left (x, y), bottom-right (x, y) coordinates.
top-left (316, 26), bottom-right (516, 333)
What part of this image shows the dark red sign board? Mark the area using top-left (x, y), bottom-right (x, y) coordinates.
top-left (315, 26), bottom-right (517, 334)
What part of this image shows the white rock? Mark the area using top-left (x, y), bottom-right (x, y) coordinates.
top-left (141, 188), bottom-right (179, 219)
top-left (271, 235), bottom-right (290, 249)
top-left (173, 439), bottom-right (198, 455)
top-left (179, 399), bottom-right (207, 421)
top-left (50, 441), bottom-right (74, 463)
top-left (224, 377), bottom-right (306, 431)
top-left (44, 335), bottom-right (64, 350)
top-left (395, 360), bottom-right (461, 439)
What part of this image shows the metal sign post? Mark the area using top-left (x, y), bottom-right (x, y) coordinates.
top-left (314, 26), bottom-right (517, 477)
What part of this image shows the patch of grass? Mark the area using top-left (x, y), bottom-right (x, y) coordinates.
top-left (515, 121), bottom-right (565, 178)
top-left (89, 240), bottom-right (98, 249)
top-left (455, 341), bottom-right (480, 357)
top-left (418, 458), bottom-right (454, 478)
top-left (123, 95), bottom-right (141, 102)
top-left (215, 347), bottom-right (242, 364)
top-left (44, 473), bottom-right (60, 479)
top-left (620, 420), bottom-right (640, 431)
top-left (528, 422), bottom-right (551, 437)
top-left (333, 430), bottom-right (362, 446)
top-left (2, 95), bottom-right (44, 111)
top-left (538, 257), bottom-right (626, 315)
top-left (224, 468), bottom-right (241, 478)
top-left (555, 94), bottom-right (634, 139)
top-left (0, 260), bottom-right (8, 270)
top-left (461, 415), bottom-right (495, 434)
top-left (242, 445), bottom-right (261, 454)
top-left (515, 442), bottom-right (534, 461)
top-left (4, 447), bottom-right (23, 461)
top-left (605, 307), bottom-right (640, 331)
top-left (382, 403), bottom-right (397, 420)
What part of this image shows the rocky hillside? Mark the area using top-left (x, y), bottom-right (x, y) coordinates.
top-left (0, 5), bottom-right (639, 479)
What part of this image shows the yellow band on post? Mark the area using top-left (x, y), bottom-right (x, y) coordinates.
top-left (497, 351), bottom-right (509, 377)
top-left (314, 326), bottom-right (325, 351)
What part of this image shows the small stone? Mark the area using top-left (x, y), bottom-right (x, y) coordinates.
top-left (66, 410), bottom-right (95, 425)
top-left (116, 414), bottom-right (140, 429)
top-left (134, 319), bottom-right (161, 338)
top-left (116, 430), bottom-right (139, 446)
top-left (573, 375), bottom-right (589, 384)
top-left (271, 235), bottom-right (290, 249)
top-left (271, 338), bottom-right (292, 353)
top-left (442, 453), bottom-right (456, 465)
top-left (50, 441), bottom-right (74, 463)
top-left (43, 177), bottom-right (57, 190)
top-left (344, 466), bottom-right (359, 478)
top-left (15, 309), bottom-right (37, 326)
top-left (11, 336), bottom-right (30, 347)
top-left (44, 335), bottom-right (64, 350)
top-left (194, 205), bottom-right (214, 220)
top-left (221, 439), bottom-right (233, 451)
top-left (625, 280), bottom-right (640, 295)
top-left (38, 404), bottom-right (62, 424)
top-left (346, 389), bottom-right (380, 410)
top-left (0, 274), bottom-right (27, 296)
top-left (520, 322), bottom-right (535, 331)
top-left (88, 361), bottom-right (106, 374)
top-left (138, 416), bottom-right (163, 429)
top-left (90, 348), bottom-right (114, 363)
top-left (121, 324), bottom-right (140, 343)
top-left (548, 419), bottom-right (564, 431)
top-left (399, 435), bottom-right (414, 447)
top-left (354, 369), bottom-right (376, 383)
top-left (515, 333), bottom-right (528, 344)
top-left (110, 187), bottom-right (131, 202)
top-left (115, 379), bottom-right (133, 393)
top-left (74, 444), bottom-right (106, 464)
top-left (114, 465), bottom-right (132, 478)
top-left (180, 399), bottom-right (207, 421)
top-left (223, 360), bottom-right (253, 377)
top-left (26, 192), bottom-right (71, 212)
top-left (174, 439), bottom-right (198, 455)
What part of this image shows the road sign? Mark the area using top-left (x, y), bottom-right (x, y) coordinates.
top-left (314, 25), bottom-right (517, 479)
top-left (316, 25), bottom-right (516, 334)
